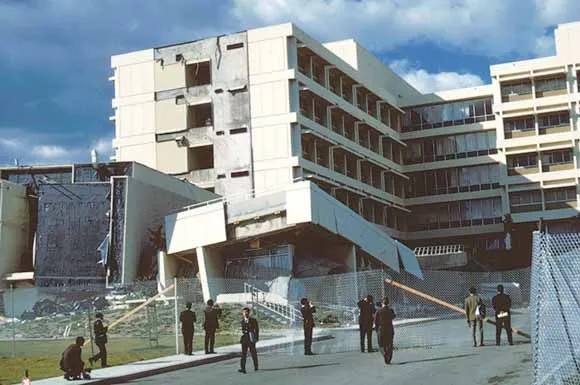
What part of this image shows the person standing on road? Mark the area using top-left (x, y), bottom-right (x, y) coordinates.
top-left (492, 284), bottom-right (513, 346)
top-left (358, 294), bottom-right (376, 352)
top-left (203, 299), bottom-right (220, 354)
top-left (464, 286), bottom-right (485, 347)
top-left (179, 302), bottom-right (197, 355)
top-left (89, 312), bottom-right (108, 368)
top-left (375, 297), bottom-right (396, 364)
top-left (238, 307), bottom-right (259, 374)
top-left (300, 297), bottom-right (316, 355)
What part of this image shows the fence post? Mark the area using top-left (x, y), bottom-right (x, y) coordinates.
top-left (174, 277), bottom-right (179, 355)
top-left (11, 283), bottom-right (15, 358)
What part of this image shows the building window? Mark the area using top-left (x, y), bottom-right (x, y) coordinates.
top-left (507, 153), bottom-right (537, 168)
top-left (541, 149), bottom-right (573, 166)
top-left (188, 145), bottom-right (214, 171)
top-left (501, 80), bottom-right (533, 102)
top-left (504, 116), bottom-right (535, 138)
top-left (538, 110), bottom-right (569, 134)
top-left (411, 197), bottom-right (502, 231)
top-left (187, 103), bottom-right (213, 128)
top-left (403, 97), bottom-right (494, 132)
top-left (226, 42), bottom-right (244, 50)
top-left (407, 164), bottom-right (500, 197)
top-left (535, 75), bottom-right (567, 97)
top-left (545, 187), bottom-right (576, 203)
top-left (185, 61), bottom-right (211, 87)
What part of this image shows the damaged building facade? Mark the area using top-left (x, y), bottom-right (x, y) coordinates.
top-left (0, 162), bottom-right (216, 291)
top-left (110, 20), bottom-right (580, 302)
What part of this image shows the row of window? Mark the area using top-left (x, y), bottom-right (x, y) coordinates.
top-left (405, 131), bottom-right (497, 164)
top-left (507, 149), bottom-right (573, 169)
top-left (410, 198), bottom-right (503, 231)
top-left (500, 75), bottom-right (568, 99)
top-left (403, 98), bottom-right (494, 132)
top-left (504, 111), bottom-right (570, 133)
top-left (510, 187), bottom-right (577, 206)
top-left (407, 164), bottom-right (501, 198)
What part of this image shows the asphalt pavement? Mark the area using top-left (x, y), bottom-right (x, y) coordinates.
top-left (129, 316), bottom-right (532, 385)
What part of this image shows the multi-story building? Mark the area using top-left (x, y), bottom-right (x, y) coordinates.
top-left (110, 21), bottom-right (580, 282)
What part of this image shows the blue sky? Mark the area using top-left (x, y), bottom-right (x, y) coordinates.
top-left (1, 0), bottom-right (579, 166)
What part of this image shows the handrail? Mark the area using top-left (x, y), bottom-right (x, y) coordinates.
top-left (243, 282), bottom-right (303, 323)
top-left (414, 244), bottom-right (464, 256)
top-left (171, 177), bottom-right (308, 214)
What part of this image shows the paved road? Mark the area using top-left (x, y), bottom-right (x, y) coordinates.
top-left (130, 317), bottom-right (532, 385)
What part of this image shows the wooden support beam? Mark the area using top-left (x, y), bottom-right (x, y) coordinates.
top-left (385, 278), bottom-right (531, 340)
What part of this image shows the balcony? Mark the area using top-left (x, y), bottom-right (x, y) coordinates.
top-left (539, 124), bottom-right (569, 136)
top-left (510, 203), bottom-right (542, 213)
top-left (504, 129), bottom-right (535, 139)
top-left (188, 168), bottom-right (215, 184)
top-left (507, 165), bottom-right (539, 176)
top-left (545, 200), bottom-right (577, 210)
top-left (542, 162), bottom-right (575, 173)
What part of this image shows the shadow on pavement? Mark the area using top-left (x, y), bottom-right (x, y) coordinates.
top-left (260, 363), bottom-right (341, 372)
top-left (393, 353), bottom-right (475, 365)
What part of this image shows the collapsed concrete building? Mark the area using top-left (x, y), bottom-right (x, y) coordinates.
top-left (0, 161), bottom-right (216, 292)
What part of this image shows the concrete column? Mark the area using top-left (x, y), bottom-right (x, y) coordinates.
top-left (196, 246), bottom-right (224, 302)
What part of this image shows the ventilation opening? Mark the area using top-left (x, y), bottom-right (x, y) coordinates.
top-left (226, 42), bottom-right (244, 50)
top-left (230, 127), bottom-right (248, 135)
top-left (186, 61), bottom-right (211, 87)
top-left (217, 174), bottom-right (227, 179)
top-left (231, 170), bottom-right (250, 178)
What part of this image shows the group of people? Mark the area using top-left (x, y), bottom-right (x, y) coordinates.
top-left (357, 295), bottom-right (396, 364)
top-left (59, 312), bottom-right (108, 380)
top-left (179, 299), bottom-right (221, 355)
top-left (464, 284), bottom-right (514, 347)
top-left (59, 286), bottom-right (512, 378)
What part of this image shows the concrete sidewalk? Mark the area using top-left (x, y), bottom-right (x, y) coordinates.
top-left (24, 330), bottom-right (333, 385)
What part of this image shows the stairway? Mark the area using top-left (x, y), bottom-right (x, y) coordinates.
top-left (243, 283), bottom-right (303, 325)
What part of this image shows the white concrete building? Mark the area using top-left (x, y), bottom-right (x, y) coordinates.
top-left (110, 21), bottom-right (580, 299)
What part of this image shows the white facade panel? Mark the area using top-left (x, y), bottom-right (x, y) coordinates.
top-left (252, 124), bottom-right (291, 161)
top-left (0, 181), bottom-right (29, 283)
top-left (117, 102), bottom-right (155, 137)
top-left (117, 142), bottom-right (157, 168)
top-left (165, 202), bottom-right (227, 255)
top-left (248, 37), bottom-right (288, 75)
top-left (156, 141), bottom-right (189, 174)
top-left (253, 168), bottom-right (293, 194)
top-left (249, 81), bottom-right (290, 118)
top-left (155, 98), bottom-right (187, 134)
top-left (118, 61), bottom-right (155, 97)
top-left (154, 62), bottom-right (185, 91)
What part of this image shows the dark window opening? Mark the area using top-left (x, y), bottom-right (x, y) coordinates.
top-left (217, 174), bottom-right (227, 179)
top-left (230, 127), bottom-right (248, 135)
top-left (226, 42), bottom-right (244, 50)
top-left (186, 61), bottom-right (211, 87)
top-left (231, 170), bottom-right (250, 178)
top-left (187, 103), bottom-right (213, 127)
top-left (188, 145), bottom-right (214, 170)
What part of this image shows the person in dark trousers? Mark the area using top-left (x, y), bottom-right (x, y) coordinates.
top-left (60, 336), bottom-right (91, 380)
top-left (238, 307), bottom-right (259, 374)
top-left (203, 299), bottom-right (220, 354)
top-left (89, 312), bottom-right (108, 368)
top-left (358, 294), bottom-right (376, 352)
top-left (492, 284), bottom-right (513, 346)
top-left (375, 297), bottom-right (396, 364)
top-left (179, 302), bottom-right (197, 355)
top-left (300, 297), bottom-right (316, 355)
top-left (464, 286), bottom-right (485, 347)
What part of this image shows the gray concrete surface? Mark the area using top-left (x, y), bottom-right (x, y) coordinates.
top-left (131, 317), bottom-right (532, 385)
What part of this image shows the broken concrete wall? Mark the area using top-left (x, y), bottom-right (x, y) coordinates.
top-left (154, 32), bottom-right (253, 197)
top-left (34, 184), bottom-right (110, 286)
top-left (120, 177), bottom-right (202, 283)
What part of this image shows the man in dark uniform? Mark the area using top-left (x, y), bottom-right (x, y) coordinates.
top-left (375, 297), bottom-right (396, 364)
top-left (203, 299), bottom-right (220, 354)
top-left (358, 294), bottom-right (376, 352)
top-left (464, 286), bottom-right (485, 347)
top-left (89, 312), bottom-right (108, 368)
top-left (60, 336), bottom-right (91, 380)
top-left (179, 302), bottom-right (197, 355)
top-left (492, 284), bottom-right (513, 346)
top-left (238, 307), bottom-right (259, 374)
top-left (300, 297), bottom-right (316, 355)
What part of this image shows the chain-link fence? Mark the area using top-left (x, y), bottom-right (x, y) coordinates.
top-left (531, 232), bottom-right (580, 385)
top-left (1, 267), bottom-right (532, 380)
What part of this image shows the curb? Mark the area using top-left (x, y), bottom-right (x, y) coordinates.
top-left (85, 334), bottom-right (334, 385)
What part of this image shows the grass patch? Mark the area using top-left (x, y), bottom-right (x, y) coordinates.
top-left (0, 334), bottom-right (240, 385)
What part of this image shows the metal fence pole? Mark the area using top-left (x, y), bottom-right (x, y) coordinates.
top-left (11, 283), bottom-right (15, 358)
top-left (174, 277), bottom-right (179, 355)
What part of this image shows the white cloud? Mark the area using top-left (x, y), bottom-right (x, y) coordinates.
top-left (0, 128), bottom-right (113, 166)
top-left (231, 0), bottom-right (580, 57)
top-left (389, 60), bottom-right (484, 93)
